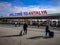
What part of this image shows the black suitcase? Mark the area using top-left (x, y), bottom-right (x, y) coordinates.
top-left (49, 31), bottom-right (54, 37)
top-left (19, 30), bottom-right (22, 36)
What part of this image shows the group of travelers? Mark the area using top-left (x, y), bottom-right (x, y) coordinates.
top-left (15, 22), bottom-right (20, 27)
top-left (16, 19), bottom-right (54, 37)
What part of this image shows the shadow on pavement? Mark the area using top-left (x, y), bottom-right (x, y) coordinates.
top-left (0, 34), bottom-right (22, 37)
top-left (27, 36), bottom-right (53, 39)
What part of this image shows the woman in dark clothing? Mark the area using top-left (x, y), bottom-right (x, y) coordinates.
top-left (45, 25), bottom-right (49, 36)
top-left (45, 18), bottom-right (50, 36)
top-left (23, 22), bottom-right (28, 34)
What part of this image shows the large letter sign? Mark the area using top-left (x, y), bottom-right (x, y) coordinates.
top-left (9, 10), bottom-right (47, 16)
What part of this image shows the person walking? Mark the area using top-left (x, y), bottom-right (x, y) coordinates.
top-left (45, 24), bottom-right (49, 36)
top-left (18, 22), bottom-right (20, 27)
top-left (15, 21), bottom-right (17, 27)
top-left (23, 22), bottom-right (28, 34)
top-left (45, 19), bottom-right (50, 36)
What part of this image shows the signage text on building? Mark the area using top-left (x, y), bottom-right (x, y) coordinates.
top-left (10, 10), bottom-right (47, 16)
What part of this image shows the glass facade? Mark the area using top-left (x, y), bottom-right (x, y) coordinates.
top-left (0, 18), bottom-right (59, 27)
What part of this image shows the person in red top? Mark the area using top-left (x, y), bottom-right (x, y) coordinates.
top-left (37, 22), bottom-right (41, 28)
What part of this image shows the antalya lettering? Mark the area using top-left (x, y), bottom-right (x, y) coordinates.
top-left (10, 10), bottom-right (47, 16)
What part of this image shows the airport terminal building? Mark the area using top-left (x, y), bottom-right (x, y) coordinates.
top-left (0, 11), bottom-right (60, 27)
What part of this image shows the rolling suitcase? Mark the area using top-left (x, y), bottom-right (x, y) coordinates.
top-left (49, 31), bottom-right (54, 37)
top-left (19, 30), bottom-right (22, 36)
top-left (19, 30), bottom-right (24, 36)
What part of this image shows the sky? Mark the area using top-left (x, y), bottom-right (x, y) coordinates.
top-left (0, 0), bottom-right (60, 16)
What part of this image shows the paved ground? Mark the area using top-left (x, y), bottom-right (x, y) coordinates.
top-left (0, 24), bottom-right (60, 45)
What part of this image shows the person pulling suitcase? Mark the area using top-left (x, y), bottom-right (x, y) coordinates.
top-left (19, 22), bottom-right (28, 36)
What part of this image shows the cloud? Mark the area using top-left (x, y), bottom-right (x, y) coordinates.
top-left (11, 5), bottom-right (60, 14)
top-left (46, 6), bottom-right (60, 14)
top-left (0, 2), bottom-right (12, 16)
top-left (0, 2), bottom-right (60, 17)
